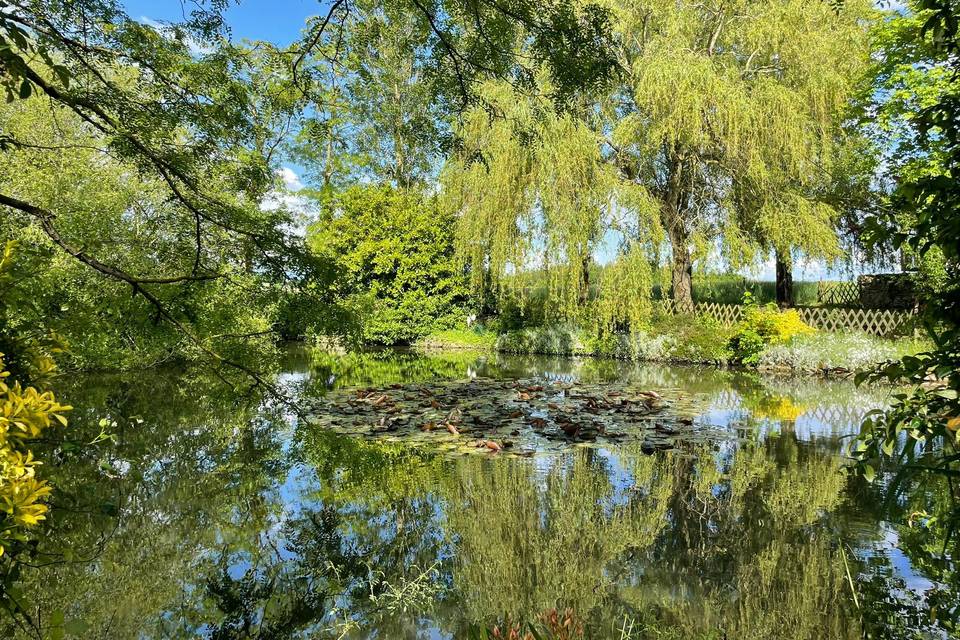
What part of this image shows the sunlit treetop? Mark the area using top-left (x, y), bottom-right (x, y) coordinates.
top-left (443, 0), bottom-right (876, 318)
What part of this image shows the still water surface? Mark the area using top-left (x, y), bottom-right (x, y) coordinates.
top-left (11, 349), bottom-right (959, 639)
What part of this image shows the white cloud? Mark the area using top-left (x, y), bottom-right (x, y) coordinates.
top-left (277, 166), bottom-right (304, 191)
top-left (138, 16), bottom-right (215, 57)
top-left (257, 170), bottom-right (314, 236)
top-left (261, 191), bottom-right (316, 238)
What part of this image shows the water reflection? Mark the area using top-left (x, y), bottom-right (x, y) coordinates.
top-left (2, 349), bottom-right (955, 639)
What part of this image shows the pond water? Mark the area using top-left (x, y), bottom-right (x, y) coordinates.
top-left (7, 348), bottom-right (959, 639)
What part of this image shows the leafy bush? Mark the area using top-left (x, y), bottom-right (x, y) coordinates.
top-left (0, 355), bottom-right (70, 553)
top-left (307, 185), bottom-right (468, 345)
top-left (626, 331), bottom-right (679, 361)
top-left (496, 325), bottom-right (588, 356)
top-left (0, 244), bottom-right (71, 554)
top-left (729, 328), bottom-right (767, 365)
top-left (585, 330), bottom-right (628, 359)
top-left (587, 313), bottom-right (733, 363)
top-left (729, 295), bottom-right (815, 364)
top-left (661, 315), bottom-right (734, 363)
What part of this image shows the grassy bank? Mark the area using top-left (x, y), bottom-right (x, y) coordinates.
top-left (414, 328), bottom-right (498, 351)
top-left (417, 317), bottom-right (929, 375)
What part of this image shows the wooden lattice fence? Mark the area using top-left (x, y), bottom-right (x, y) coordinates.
top-left (657, 300), bottom-right (915, 336)
top-left (709, 390), bottom-right (872, 426)
top-left (656, 300), bottom-right (744, 326)
top-left (796, 306), bottom-right (914, 336)
top-left (817, 281), bottom-right (860, 306)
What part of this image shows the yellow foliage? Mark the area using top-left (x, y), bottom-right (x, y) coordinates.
top-left (0, 354), bottom-right (70, 553)
top-left (743, 303), bottom-right (816, 345)
top-left (754, 397), bottom-right (806, 422)
top-left (771, 309), bottom-right (817, 344)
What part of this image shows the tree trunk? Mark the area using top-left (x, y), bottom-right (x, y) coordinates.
top-left (662, 149), bottom-right (694, 310)
top-left (579, 254), bottom-right (591, 305)
top-left (669, 226), bottom-right (693, 310)
top-left (775, 250), bottom-right (794, 307)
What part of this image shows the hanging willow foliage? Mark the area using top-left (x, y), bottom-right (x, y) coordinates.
top-left (607, 0), bottom-right (875, 268)
top-left (441, 81), bottom-right (536, 301)
top-left (443, 0), bottom-right (874, 322)
top-left (594, 243), bottom-right (655, 332)
top-left (442, 78), bottom-right (662, 328)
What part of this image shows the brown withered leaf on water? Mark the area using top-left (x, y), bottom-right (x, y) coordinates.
top-left (560, 423), bottom-right (580, 438)
top-left (302, 377), bottom-right (725, 457)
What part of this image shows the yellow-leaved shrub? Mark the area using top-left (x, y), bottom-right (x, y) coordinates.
top-left (743, 305), bottom-right (816, 345)
top-left (0, 354), bottom-right (70, 554)
top-left (730, 296), bottom-right (816, 364)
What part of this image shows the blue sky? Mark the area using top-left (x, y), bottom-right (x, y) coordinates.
top-left (122, 0), bottom-right (320, 46)
top-left (123, 1), bottom-right (888, 281)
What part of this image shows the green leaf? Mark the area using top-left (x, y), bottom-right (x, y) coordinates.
top-left (54, 65), bottom-right (72, 87)
top-left (65, 619), bottom-right (91, 636)
top-left (18, 79), bottom-right (31, 99)
top-left (882, 438), bottom-right (895, 456)
top-left (863, 464), bottom-right (876, 483)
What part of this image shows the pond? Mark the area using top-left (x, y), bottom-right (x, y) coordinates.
top-left (6, 348), bottom-right (958, 639)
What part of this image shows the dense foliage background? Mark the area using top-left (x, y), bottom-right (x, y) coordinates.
top-left (0, 0), bottom-right (958, 631)
top-left (307, 186), bottom-right (468, 344)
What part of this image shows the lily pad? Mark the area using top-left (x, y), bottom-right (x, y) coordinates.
top-left (304, 377), bottom-right (728, 457)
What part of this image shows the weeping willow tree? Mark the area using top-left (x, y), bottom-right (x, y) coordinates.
top-left (445, 0), bottom-right (876, 317)
top-left (605, 0), bottom-right (876, 306)
top-left (442, 78), bottom-right (662, 329)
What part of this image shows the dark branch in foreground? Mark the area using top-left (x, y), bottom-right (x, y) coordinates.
top-left (0, 191), bottom-right (304, 417)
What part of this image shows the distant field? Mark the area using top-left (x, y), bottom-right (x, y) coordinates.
top-left (509, 269), bottom-right (841, 308)
top-left (679, 274), bottom-right (825, 306)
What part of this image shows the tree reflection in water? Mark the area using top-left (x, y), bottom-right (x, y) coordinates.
top-left (2, 349), bottom-right (955, 639)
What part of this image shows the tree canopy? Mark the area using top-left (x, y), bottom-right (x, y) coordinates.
top-left (442, 0), bottom-right (877, 318)
top-left (2, 0), bottom-right (960, 635)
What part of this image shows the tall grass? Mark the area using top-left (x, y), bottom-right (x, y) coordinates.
top-left (500, 269), bottom-right (834, 325)
top-left (673, 273), bottom-right (821, 306)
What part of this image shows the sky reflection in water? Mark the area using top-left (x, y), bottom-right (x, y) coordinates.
top-left (7, 349), bottom-right (956, 640)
